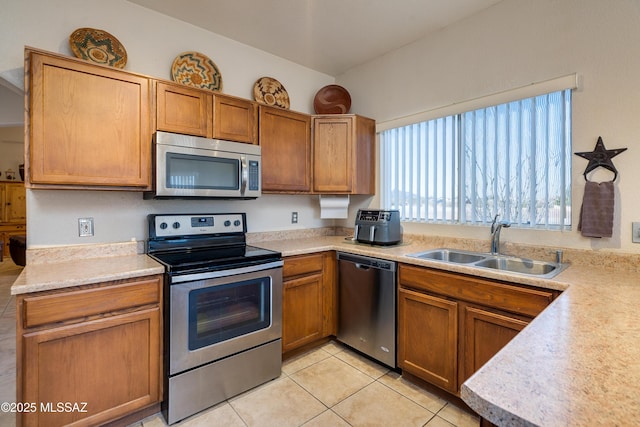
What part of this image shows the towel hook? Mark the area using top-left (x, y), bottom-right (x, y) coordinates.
top-left (574, 136), bottom-right (627, 181)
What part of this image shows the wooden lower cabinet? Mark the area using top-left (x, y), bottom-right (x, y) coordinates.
top-left (398, 263), bottom-right (557, 395)
top-left (398, 288), bottom-right (458, 393)
top-left (283, 271), bottom-right (324, 351)
top-left (461, 304), bottom-right (529, 388)
top-left (16, 275), bottom-right (162, 427)
top-left (282, 252), bottom-right (336, 353)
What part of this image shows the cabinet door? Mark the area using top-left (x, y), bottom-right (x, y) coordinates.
top-left (461, 305), bottom-right (529, 387)
top-left (282, 273), bottom-right (324, 352)
top-left (398, 287), bottom-right (458, 393)
top-left (156, 81), bottom-right (212, 137)
top-left (259, 106), bottom-right (311, 192)
top-left (312, 115), bottom-right (375, 194)
top-left (20, 307), bottom-right (161, 427)
top-left (313, 116), bottom-right (353, 193)
top-left (213, 94), bottom-right (258, 144)
top-left (28, 50), bottom-right (151, 188)
top-left (4, 184), bottom-right (26, 223)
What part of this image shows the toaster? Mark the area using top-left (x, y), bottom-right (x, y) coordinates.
top-left (354, 209), bottom-right (402, 245)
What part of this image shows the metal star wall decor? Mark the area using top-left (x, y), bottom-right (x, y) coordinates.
top-left (574, 136), bottom-right (627, 181)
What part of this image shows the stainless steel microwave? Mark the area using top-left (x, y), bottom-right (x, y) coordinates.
top-left (145, 131), bottom-right (261, 199)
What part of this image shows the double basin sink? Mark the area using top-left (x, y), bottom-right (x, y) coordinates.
top-left (407, 248), bottom-right (567, 279)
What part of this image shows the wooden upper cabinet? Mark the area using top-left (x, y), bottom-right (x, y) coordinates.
top-left (312, 114), bottom-right (375, 194)
top-left (259, 106), bottom-right (312, 192)
top-left (213, 93), bottom-right (258, 144)
top-left (26, 48), bottom-right (151, 189)
top-left (156, 81), bottom-right (212, 137)
top-left (155, 81), bottom-right (257, 144)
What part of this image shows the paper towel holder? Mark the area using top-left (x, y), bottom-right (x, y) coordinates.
top-left (319, 194), bottom-right (350, 219)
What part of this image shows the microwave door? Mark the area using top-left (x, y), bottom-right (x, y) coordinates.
top-left (156, 144), bottom-right (243, 198)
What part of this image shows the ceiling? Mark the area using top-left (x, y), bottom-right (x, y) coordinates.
top-left (127, 0), bottom-right (503, 76)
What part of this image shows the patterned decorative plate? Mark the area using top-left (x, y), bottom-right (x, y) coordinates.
top-left (171, 51), bottom-right (223, 91)
top-left (314, 85), bottom-right (351, 114)
top-left (69, 28), bottom-right (128, 68)
top-left (253, 77), bottom-right (290, 109)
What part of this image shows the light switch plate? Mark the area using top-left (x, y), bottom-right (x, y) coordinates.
top-left (632, 222), bottom-right (640, 243)
top-left (78, 218), bottom-right (94, 237)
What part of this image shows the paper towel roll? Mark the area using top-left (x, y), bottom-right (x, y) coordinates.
top-left (319, 195), bottom-right (350, 219)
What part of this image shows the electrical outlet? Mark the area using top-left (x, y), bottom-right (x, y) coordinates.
top-left (633, 222), bottom-right (640, 243)
top-left (78, 218), bottom-right (94, 237)
top-left (291, 212), bottom-right (298, 224)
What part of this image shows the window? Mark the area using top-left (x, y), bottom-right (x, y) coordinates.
top-left (381, 89), bottom-right (572, 229)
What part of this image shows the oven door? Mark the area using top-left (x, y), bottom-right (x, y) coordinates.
top-left (169, 262), bottom-right (282, 374)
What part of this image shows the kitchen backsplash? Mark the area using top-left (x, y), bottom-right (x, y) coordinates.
top-left (24, 226), bottom-right (640, 273)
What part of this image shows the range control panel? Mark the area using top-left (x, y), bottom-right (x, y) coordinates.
top-left (150, 213), bottom-right (246, 238)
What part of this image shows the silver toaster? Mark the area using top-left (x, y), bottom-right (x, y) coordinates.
top-left (354, 209), bottom-right (402, 245)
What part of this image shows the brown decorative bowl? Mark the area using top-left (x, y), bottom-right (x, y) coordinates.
top-left (313, 85), bottom-right (351, 114)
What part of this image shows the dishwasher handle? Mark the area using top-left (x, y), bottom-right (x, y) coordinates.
top-left (337, 252), bottom-right (396, 272)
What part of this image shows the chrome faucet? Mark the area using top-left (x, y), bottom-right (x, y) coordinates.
top-left (490, 214), bottom-right (511, 255)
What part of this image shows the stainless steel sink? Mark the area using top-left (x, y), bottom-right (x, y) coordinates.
top-left (409, 248), bottom-right (487, 264)
top-left (406, 248), bottom-right (567, 279)
top-left (474, 257), bottom-right (560, 276)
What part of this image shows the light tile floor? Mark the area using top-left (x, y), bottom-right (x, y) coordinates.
top-left (0, 259), bottom-right (20, 427)
top-left (0, 260), bottom-right (479, 427)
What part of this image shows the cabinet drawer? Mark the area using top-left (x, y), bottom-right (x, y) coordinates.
top-left (23, 276), bottom-right (161, 329)
top-left (283, 253), bottom-right (324, 279)
top-left (399, 264), bottom-right (554, 318)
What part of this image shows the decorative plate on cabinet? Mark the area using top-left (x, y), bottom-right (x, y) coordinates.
top-left (313, 85), bottom-right (351, 114)
top-left (69, 28), bottom-right (128, 68)
top-left (171, 51), bottom-right (223, 91)
top-left (253, 77), bottom-right (290, 109)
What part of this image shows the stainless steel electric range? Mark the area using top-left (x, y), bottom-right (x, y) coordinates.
top-left (147, 213), bottom-right (283, 425)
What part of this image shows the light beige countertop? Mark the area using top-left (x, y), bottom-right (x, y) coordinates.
top-left (11, 234), bottom-right (640, 425)
top-left (257, 235), bottom-right (640, 426)
top-left (11, 242), bottom-right (165, 295)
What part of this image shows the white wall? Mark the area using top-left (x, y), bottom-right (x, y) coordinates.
top-left (0, 0), bottom-right (336, 247)
top-left (337, 0), bottom-right (640, 253)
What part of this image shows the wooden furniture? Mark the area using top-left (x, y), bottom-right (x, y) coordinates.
top-left (24, 47), bottom-right (376, 195)
top-left (16, 275), bottom-right (163, 426)
top-left (155, 81), bottom-right (211, 137)
top-left (282, 252), bottom-right (336, 353)
top-left (0, 182), bottom-right (26, 258)
top-left (398, 264), bottom-right (558, 394)
top-left (259, 106), bottom-right (312, 193)
top-left (155, 81), bottom-right (258, 144)
top-left (312, 114), bottom-right (375, 194)
top-left (26, 48), bottom-right (152, 190)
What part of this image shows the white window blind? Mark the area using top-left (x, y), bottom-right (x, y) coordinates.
top-left (381, 89), bottom-right (572, 229)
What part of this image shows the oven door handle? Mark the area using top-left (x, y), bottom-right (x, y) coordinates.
top-left (170, 260), bottom-right (283, 284)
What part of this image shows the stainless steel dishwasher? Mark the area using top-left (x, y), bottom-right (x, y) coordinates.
top-left (337, 252), bottom-right (397, 368)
